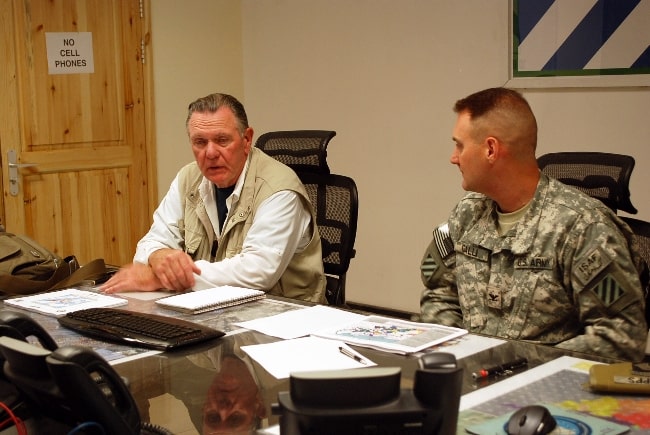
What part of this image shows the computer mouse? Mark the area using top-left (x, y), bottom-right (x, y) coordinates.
top-left (506, 405), bottom-right (557, 435)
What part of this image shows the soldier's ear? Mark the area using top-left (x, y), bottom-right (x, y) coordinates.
top-left (485, 136), bottom-right (500, 163)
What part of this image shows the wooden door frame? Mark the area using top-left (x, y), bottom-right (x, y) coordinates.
top-left (0, 0), bottom-right (158, 230)
top-left (142, 0), bottom-right (158, 216)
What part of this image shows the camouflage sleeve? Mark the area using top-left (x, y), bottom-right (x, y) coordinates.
top-left (418, 224), bottom-right (463, 327)
top-left (555, 220), bottom-right (649, 361)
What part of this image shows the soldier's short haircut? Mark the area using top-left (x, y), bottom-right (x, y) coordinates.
top-left (453, 87), bottom-right (531, 119)
top-left (454, 87), bottom-right (537, 152)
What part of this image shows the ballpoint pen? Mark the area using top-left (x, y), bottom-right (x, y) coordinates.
top-left (472, 357), bottom-right (528, 379)
top-left (339, 346), bottom-right (368, 365)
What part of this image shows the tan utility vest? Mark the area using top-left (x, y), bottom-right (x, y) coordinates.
top-left (176, 148), bottom-right (325, 303)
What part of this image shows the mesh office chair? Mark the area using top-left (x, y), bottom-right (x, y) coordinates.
top-left (298, 172), bottom-right (358, 306)
top-left (255, 130), bottom-right (358, 305)
top-left (537, 152), bottom-right (638, 214)
top-left (621, 217), bottom-right (650, 326)
top-left (255, 130), bottom-right (336, 175)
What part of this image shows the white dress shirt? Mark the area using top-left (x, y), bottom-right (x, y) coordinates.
top-left (134, 160), bottom-right (312, 290)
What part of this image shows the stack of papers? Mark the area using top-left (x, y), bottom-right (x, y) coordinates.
top-left (311, 315), bottom-right (467, 354)
top-left (235, 305), bottom-right (467, 355)
top-left (236, 305), bottom-right (470, 380)
top-left (4, 288), bottom-right (128, 317)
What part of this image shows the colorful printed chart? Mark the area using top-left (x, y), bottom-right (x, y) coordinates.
top-left (459, 356), bottom-right (649, 435)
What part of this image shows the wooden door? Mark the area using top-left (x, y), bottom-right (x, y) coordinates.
top-left (0, 0), bottom-right (156, 266)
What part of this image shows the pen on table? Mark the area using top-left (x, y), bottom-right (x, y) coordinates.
top-left (339, 346), bottom-right (368, 365)
top-left (472, 357), bottom-right (528, 380)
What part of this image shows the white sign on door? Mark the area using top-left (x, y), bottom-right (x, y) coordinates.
top-left (45, 32), bottom-right (95, 75)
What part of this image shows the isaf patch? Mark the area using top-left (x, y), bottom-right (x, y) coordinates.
top-left (575, 247), bottom-right (611, 286)
top-left (591, 274), bottom-right (625, 307)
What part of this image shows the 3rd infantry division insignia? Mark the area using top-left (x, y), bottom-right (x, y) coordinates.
top-left (591, 275), bottom-right (625, 306)
top-left (421, 253), bottom-right (438, 280)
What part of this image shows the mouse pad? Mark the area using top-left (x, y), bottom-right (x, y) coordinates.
top-left (459, 367), bottom-right (648, 434)
top-left (465, 404), bottom-right (630, 435)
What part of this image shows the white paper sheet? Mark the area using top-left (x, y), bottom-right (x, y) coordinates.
top-left (241, 336), bottom-right (376, 379)
top-left (234, 305), bottom-right (366, 339)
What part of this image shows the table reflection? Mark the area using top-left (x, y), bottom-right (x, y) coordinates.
top-left (200, 348), bottom-right (266, 434)
top-left (164, 332), bottom-right (281, 434)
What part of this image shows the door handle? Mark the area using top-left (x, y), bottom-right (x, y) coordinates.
top-left (7, 149), bottom-right (38, 196)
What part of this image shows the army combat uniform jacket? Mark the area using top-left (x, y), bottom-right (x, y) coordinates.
top-left (420, 174), bottom-right (648, 361)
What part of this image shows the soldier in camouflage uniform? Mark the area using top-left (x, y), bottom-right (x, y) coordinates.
top-left (419, 87), bottom-right (648, 361)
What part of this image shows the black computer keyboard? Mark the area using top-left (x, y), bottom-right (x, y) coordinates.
top-left (58, 308), bottom-right (225, 350)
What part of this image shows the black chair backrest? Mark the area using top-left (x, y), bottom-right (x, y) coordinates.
top-left (298, 172), bottom-right (358, 306)
top-left (537, 152), bottom-right (637, 214)
top-left (621, 216), bottom-right (650, 326)
top-left (255, 130), bottom-right (336, 175)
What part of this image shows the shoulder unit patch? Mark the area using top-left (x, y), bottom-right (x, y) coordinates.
top-left (591, 274), bottom-right (625, 307)
top-left (421, 253), bottom-right (438, 281)
top-left (575, 247), bottom-right (611, 286)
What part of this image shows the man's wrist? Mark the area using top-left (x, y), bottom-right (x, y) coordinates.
top-left (148, 248), bottom-right (168, 268)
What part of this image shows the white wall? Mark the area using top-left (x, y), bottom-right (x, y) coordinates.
top-left (152, 0), bottom-right (650, 314)
top-left (150, 0), bottom-right (244, 193)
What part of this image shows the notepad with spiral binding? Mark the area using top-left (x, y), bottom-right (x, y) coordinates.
top-left (155, 286), bottom-right (266, 314)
